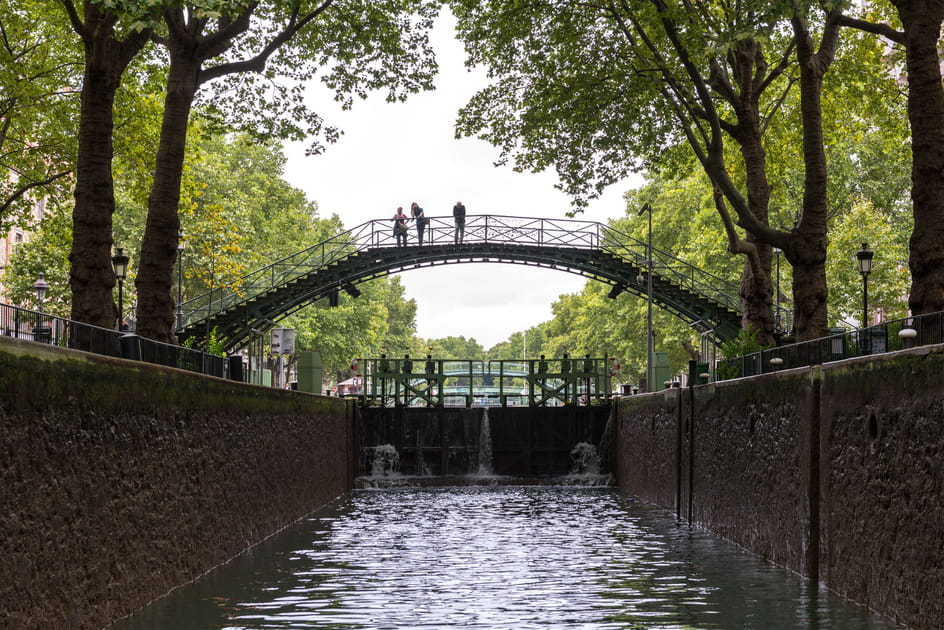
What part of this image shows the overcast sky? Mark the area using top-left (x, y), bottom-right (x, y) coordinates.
top-left (282, 11), bottom-right (640, 349)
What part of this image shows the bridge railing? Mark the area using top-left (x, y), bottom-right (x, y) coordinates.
top-left (179, 215), bottom-right (610, 328)
top-left (598, 225), bottom-right (742, 315)
top-left (715, 311), bottom-right (944, 380)
top-left (178, 214), bottom-right (752, 332)
top-left (0, 302), bottom-right (225, 378)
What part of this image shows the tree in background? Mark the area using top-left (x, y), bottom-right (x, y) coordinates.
top-left (423, 336), bottom-right (486, 360)
top-left (4, 128), bottom-right (423, 379)
top-left (289, 276), bottom-right (418, 381)
top-left (0, 1), bottom-right (78, 229)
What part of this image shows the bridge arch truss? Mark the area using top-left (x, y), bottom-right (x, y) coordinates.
top-left (178, 215), bottom-right (748, 351)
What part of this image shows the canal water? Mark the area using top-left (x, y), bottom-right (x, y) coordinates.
top-left (111, 486), bottom-right (897, 629)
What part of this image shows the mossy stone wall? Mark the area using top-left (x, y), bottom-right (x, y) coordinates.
top-left (615, 347), bottom-right (944, 630)
top-left (0, 337), bottom-right (355, 630)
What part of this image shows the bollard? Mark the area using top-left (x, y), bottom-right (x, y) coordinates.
top-left (899, 327), bottom-right (918, 349)
top-left (119, 334), bottom-right (142, 361)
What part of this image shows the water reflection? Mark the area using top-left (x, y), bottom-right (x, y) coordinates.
top-left (111, 487), bottom-right (897, 629)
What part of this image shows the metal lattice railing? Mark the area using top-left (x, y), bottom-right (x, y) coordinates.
top-left (714, 311), bottom-right (944, 381)
top-left (0, 302), bottom-right (226, 378)
top-left (178, 214), bottom-right (754, 331)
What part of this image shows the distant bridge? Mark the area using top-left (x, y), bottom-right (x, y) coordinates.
top-left (178, 214), bottom-right (754, 351)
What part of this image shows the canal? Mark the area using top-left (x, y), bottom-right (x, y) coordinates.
top-left (110, 486), bottom-right (897, 629)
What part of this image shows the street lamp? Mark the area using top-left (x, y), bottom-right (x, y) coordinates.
top-left (33, 273), bottom-right (48, 340)
top-left (773, 247), bottom-right (782, 330)
top-left (112, 247), bottom-right (130, 330)
top-left (856, 242), bottom-right (874, 353)
top-left (856, 243), bottom-right (874, 326)
top-left (176, 231), bottom-right (185, 330)
top-left (637, 203), bottom-right (654, 391)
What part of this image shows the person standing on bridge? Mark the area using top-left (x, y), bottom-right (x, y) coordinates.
top-left (453, 200), bottom-right (466, 244)
top-left (393, 207), bottom-right (409, 246)
top-left (411, 202), bottom-right (427, 245)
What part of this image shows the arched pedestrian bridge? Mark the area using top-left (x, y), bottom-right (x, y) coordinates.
top-left (178, 215), bottom-right (745, 351)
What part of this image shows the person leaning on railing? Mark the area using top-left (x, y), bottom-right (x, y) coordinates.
top-left (393, 207), bottom-right (409, 246)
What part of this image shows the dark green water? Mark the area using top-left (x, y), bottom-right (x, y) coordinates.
top-left (110, 486), bottom-right (898, 629)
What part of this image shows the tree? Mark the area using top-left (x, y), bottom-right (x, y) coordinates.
top-left (450, 0), bottom-right (885, 342)
top-left (423, 335), bottom-right (485, 360)
top-left (0, 203), bottom-right (73, 316)
top-left (59, 0), bottom-right (156, 329)
top-left (135, 0), bottom-right (440, 343)
top-left (836, 2), bottom-right (944, 316)
top-left (0, 1), bottom-right (79, 229)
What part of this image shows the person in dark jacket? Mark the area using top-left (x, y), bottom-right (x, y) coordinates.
top-left (453, 200), bottom-right (466, 244)
top-left (411, 202), bottom-right (427, 245)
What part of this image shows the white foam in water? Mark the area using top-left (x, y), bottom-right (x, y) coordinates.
top-left (569, 442), bottom-right (601, 475)
top-left (477, 408), bottom-right (494, 475)
top-left (370, 444), bottom-right (400, 477)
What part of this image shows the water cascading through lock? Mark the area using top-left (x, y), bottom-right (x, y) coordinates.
top-left (477, 408), bottom-right (494, 475)
top-left (569, 442), bottom-right (601, 476)
top-left (371, 444), bottom-right (400, 477)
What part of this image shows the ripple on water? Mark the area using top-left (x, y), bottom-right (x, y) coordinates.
top-left (110, 486), bottom-right (900, 629)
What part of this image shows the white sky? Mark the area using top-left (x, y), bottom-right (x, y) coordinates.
top-left (283, 12), bottom-right (640, 349)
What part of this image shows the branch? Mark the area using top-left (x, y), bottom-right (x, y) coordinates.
top-left (0, 112), bottom-right (11, 149)
top-left (712, 184), bottom-right (763, 279)
top-left (58, 0), bottom-right (87, 41)
top-left (814, 6), bottom-right (844, 74)
top-left (0, 170), bottom-right (72, 218)
top-left (758, 37), bottom-right (796, 94)
top-left (835, 14), bottom-right (905, 45)
top-left (197, 2), bottom-right (258, 60)
top-left (199, 0), bottom-right (335, 85)
top-left (760, 74), bottom-right (798, 135)
top-left (608, 1), bottom-right (712, 145)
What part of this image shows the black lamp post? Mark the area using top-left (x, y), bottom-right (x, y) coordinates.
top-left (33, 272), bottom-right (48, 340)
top-left (856, 242), bottom-right (874, 352)
top-left (176, 231), bottom-right (185, 330)
top-left (112, 247), bottom-right (130, 330)
top-left (773, 247), bottom-right (782, 330)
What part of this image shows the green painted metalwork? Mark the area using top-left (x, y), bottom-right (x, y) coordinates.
top-left (360, 354), bottom-right (615, 407)
top-left (178, 215), bottom-right (778, 350)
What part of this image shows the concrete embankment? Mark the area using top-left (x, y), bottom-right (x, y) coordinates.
top-left (615, 345), bottom-right (944, 630)
top-left (0, 336), bottom-right (355, 630)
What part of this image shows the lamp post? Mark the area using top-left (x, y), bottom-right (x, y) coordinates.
top-left (112, 247), bottom-right (130, 330)
top-left (176, 231), bottom-right (185, 330)
top-left (856, 242), bottom-right (874, 352)
top-left (773, 247), bottom-right (782, 330)
top-left (637, 203), bottom-right (654, 391)
top-left (33, 273), bottom-right (48, 341)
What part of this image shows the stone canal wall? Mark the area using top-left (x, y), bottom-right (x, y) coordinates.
top-left (0, 336), bottom-right (355, 630)
top-left (615, 346), bottom-right (944, 630)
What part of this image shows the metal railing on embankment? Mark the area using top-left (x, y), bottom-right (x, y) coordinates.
top-left (716, 311), bottom-right (944, 380)
top-left (0, 302), bottom-right (225, 378)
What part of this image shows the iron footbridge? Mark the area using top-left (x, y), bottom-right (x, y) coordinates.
top-left (177, 214), bottom-right (759, 351)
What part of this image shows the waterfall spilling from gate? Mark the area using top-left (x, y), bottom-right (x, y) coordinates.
top-left (358, 405), bottom-right (612, 483)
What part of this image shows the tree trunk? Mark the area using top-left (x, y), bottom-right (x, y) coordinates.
top-left (134, 54), bottom-right (200, 343)
top-left (734, 103), bottom-right (775, 345)
top-left (68, 6), bottom-right (144, 330)
top-left (786, 16), bottom-right (833, 341)
top-left (897, 4), bottom-right (944, 314)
